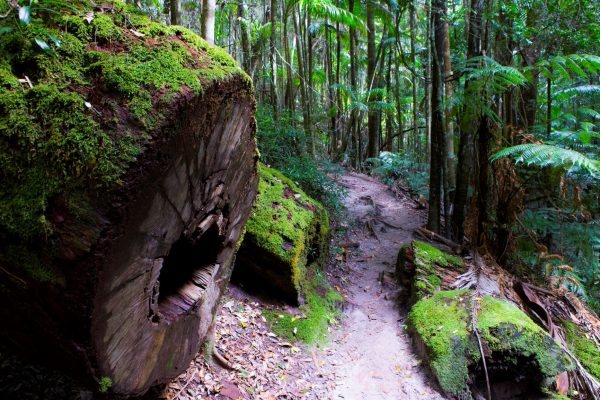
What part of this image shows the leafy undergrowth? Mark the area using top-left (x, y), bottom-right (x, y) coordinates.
top-left (263, 270), bottom-right (343, 345)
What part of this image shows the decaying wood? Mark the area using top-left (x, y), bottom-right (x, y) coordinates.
top-left (0, 76), bottom-right (258, 395)
top-left (451, 252), bottom-right (600, 399)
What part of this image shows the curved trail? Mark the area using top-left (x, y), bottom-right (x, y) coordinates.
top-left (322, 172), bottom-right (444, 400)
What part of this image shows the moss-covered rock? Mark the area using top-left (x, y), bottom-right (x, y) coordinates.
top-left (234, 164), bottom-right (330, 304)
top-left (408, 290), bottom-right (573, 397)
top-left (0, 1), bottom-right (248, 267)
top-left (396, 240), bottom-right (464, 302)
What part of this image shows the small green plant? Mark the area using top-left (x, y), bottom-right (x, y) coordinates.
top-left (366, 151), bottom-right (430, 198)
top-left (99, 376), bottom-right (112, 394)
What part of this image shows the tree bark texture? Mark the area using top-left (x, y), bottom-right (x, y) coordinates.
top-left (0, 72), bottom-right (258, 396)
top-left (427, 0), bottom-right (446, 234)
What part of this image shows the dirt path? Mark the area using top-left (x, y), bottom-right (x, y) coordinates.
top-left (322, 172), bottom-right (444, 400)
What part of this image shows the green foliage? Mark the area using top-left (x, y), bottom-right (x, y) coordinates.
top-left (255, 107), bottom-right (345, 216)
top-left (491, 144), bottom-right (600, 177)
top-left (99, 376), bottom-right (112, 394)
top-left (366, 151), bottom-right (429, 198)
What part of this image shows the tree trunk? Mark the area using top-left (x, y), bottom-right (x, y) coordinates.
top-left (348, 0), bottom-right (359, 168)
top-left (366, 0), bottom-right (379, 159)
top-left (270, 0), bottom-right (279, 120)
top-left (201, 0), bottom-right (216, 45)
top-left (410, 4), bottom-right (419, 156)
top-left (452, 0), bottom-right (483, 242)
top-left (442, 6), bottom-right (455, 235)
top-left (238, 2), bottom-right (252, 73)
top-left (170, 0), bottom-right (182, 25)
top-left (427, 0), bottom-right (446, 234)
top-left (0, 63), bottom-right (258, 396)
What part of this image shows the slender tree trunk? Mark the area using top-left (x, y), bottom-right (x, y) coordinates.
top-left (238, 2), bottom-right (251, 73)
top-left (427, 0), bottom-right (446, 234)
top-left (410, 4), bottom-right (419, 156)
top-left (452, 0), bottom-right (483, 242)
top-left (386, 48), bottom-right (393, 151)
top-left (546, 78), bottom-right (552, 138)
top-left (366, 0), bottom-right (379, 159)
top-left (349, 0), bottom-right (359, 168)
top-left (442, 5), bottom-right (455, 234)
top-left (269, 0), bottom-right (279, 120)
top-left (170, 0), bottom-right (182, 25)
top-left (201, 0), bottom-right (216, 45)
top-left (293, 4), bottom-right (313, 155)
top-left (282, 3), bottom-right (294, 112)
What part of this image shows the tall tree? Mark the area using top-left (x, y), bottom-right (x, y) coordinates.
top-left (451, 0), bottom-right (483, 242)
top-left (201, 0), bottom-right (216, 44)
top-left (366, 0), bottom-right (379, 158)
top-left (427, 0), bottom-right (446, 233)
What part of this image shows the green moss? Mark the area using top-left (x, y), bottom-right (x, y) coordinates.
top-left (263, 269), bottom-right (341, 344)
top-left (413, 240), bottom-right (463, 268)
top-left (0, 1), bottom-right (246, 281)
top-left (91, 14), bottom-right (123, 42)
top-left (477, 296), bottom-right (572, 379)
top-left (408, 291), bottom-right (573, 396)
top-left (99, 376), bottom-right (112, 394)
top-left (403, 241), bottom-right (464, 300)
top-left (408, 290), bottom-right (474, 395)
top-left (562, 319), bottom-right (600, 380)
top-left (248, 165), bottom-right (336, 344)
top-left (245, 164), bottom-right (329, 294)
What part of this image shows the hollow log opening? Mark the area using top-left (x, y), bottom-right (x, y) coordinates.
top-left (154, 219), bottom-right (223, 323)
top-left (470, 352), bottom-right (545, 400)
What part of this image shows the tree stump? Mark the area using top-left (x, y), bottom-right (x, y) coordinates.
top-left (0, 7), bottom-right (258, 395)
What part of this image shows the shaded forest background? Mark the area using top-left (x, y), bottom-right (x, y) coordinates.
top-left (1, 0), bottom-right (599, 327)
top-left (140, 0), bottom-right (600, 312)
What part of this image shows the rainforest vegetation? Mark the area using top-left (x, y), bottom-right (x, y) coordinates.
top-left (0, 0), bottom-right (599, 399)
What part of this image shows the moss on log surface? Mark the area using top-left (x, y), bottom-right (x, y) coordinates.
top-left (0, 1), bottom-right (248, 250)
top-left (399, 241), bottom-right (573, 398)
top-left (396, 240), bottom-right (464, 302)
top-left (234, 164), bottom-right (330, 304)
top-left (408, 290), bottom-right (573, 397)
top-left (0, 2), bottom-right (258, 395)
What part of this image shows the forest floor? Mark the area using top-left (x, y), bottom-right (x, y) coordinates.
top-left (164, 172), bottom-right (445, 400)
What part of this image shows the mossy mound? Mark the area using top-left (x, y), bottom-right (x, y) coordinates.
top-left (0, 1), bottom-right (247, 280)
top-left (408, 289), bottom-right (573, 398)
top-left (234, 164), bottom-right (330, 304)
top-left (396, 240), bottom-right (465, 302)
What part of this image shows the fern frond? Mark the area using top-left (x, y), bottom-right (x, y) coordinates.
top-left (491, 144), bottom-right (600, 177)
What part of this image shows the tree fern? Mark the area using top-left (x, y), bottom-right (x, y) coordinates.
top-left (491, 144), bottom-right (600, 177)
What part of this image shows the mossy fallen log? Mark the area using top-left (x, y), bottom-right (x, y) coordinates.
top-left (0, 3), bottom-right (257, 395)
top-left (398, 241), bottom-right (574, 399)
top-left (232, 164), bottom-right (330, 305)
